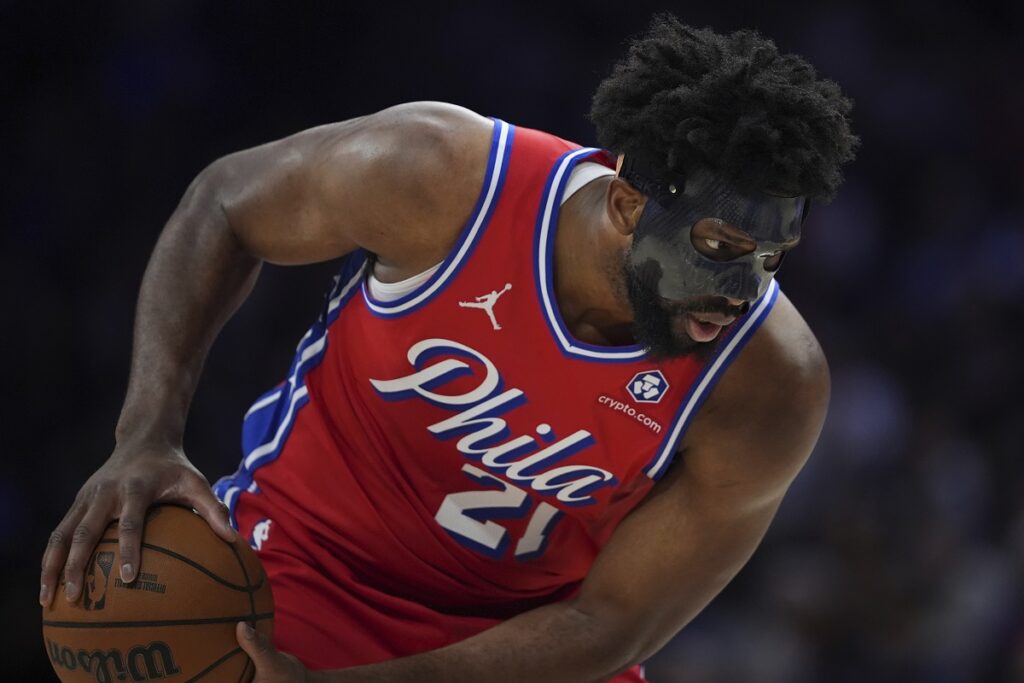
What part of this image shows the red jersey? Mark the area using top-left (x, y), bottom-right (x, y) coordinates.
top-left (214, 119), bottom-right (778, 676)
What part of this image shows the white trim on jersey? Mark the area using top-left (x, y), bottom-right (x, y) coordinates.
top-left (362, 119), bottom-right (512, 314)
top-left (363, 160), bottom-right (613, 303)
top-left (239, 265), bottom-right (363, 425)
top-left (244, 390), bottom-right (283, 419)
top-left (329, 266), bottom-right (364, 315)
top-left (219, 263), bottom-right (366, 519)
top-left (243, 385), bottom-right (310, 470)
top-left (537, 148), bottom-right (648, 360)
top-left (244, 263), bottom-right (364, 467)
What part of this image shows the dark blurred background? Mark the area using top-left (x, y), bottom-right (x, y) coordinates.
top-left (6, 1), bottom-right (1023, 680)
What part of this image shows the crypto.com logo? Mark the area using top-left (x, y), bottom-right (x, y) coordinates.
top-left (626, 370), bottom-right (669, 404)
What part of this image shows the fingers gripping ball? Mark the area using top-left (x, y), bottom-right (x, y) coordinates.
top-left (42, 504), bottom-right (274, 682)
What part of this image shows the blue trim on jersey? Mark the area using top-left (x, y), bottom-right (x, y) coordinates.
top-left (643, 280), bottom-right (781, 479)
top-left (242, 383), bottom-right (286, 422)
top-left (533, 147), bottom-right (647, 362)
top-left (326, 251), bottom-right (370, 324)
top-left (360, 118), bottom-right (515, 318)
top-left (213, 252), bottom-right (369, 528)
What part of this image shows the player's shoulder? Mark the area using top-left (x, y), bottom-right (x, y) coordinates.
top-left (750, 289), bottom-right (828, 382)
top-left (348, 101), bottom-right (493, 180)
top-left (361, 101), bottom-right (492, 154)
top-left (332, 102), bottom-right (496, 272)
top-left (686, 289), bottom-right (830, 458)
top-left (674, 290), bottom-right (829, 496)
top-left (728, 289), bottom-right (829, 417)
top-left (373, 100), bottom-right (490, 130)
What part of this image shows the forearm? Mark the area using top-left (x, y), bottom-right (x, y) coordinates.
top-left (311, 476), bottom-right (786, 683)
top-left (115, 165), bottom-right (261, 444)
top-left (314, 600), bottom-right (636, 683)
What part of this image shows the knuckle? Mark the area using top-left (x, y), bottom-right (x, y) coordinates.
top-left (71, 524), bottom-right (93, 544)
top-left (118, 517), bottom-right (142, 534)
top-left (47, 529), bottom-right (68, 548)
top-left (93, 479), bottom-right (115, 498)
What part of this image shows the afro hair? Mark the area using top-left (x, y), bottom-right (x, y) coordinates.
top-left (591, 15), bottom-right (859, 201)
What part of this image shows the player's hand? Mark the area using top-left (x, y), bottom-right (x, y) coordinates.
top-left (40, 440), bottom-right (237, 608)
top-left (238, 622), bottom-right (313, 682)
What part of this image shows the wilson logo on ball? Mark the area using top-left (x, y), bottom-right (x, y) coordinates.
top-left (43, 506), bottom-right (275, 683)
top-left (83, 551), bottom-right (114, 611)
top-left (45, 638), bottom-right (181, 682)
top-left (626, 370), bottom-right (669, 403)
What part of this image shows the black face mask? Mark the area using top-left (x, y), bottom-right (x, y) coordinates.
top-left (620, 158), bottom-right (808, 303)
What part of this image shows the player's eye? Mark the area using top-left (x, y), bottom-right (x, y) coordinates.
top-left (693, 229), bottom-right (754, 262)
top-left (762, 251), bottom-right (785, 271)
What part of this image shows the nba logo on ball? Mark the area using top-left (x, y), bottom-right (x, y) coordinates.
top-left (83, 551), bottom-right (114, 611)
top-left (627, 370), bottom-right (669, 403)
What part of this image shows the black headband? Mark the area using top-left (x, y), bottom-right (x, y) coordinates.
top-left (618, 154), bottom-right (687, 208)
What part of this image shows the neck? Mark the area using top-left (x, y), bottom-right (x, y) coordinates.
top-left (553, 177), bottom-right (636, 345)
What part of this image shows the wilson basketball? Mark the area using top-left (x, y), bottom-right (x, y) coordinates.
top-left (42, 504), bottom-right (274, 682)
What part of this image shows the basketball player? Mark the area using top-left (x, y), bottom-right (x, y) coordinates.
top-left (40, 17), bottom-right (857, 682)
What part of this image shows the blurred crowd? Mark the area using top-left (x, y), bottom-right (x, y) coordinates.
top-left (6, 1), bottom-right (1022, 680)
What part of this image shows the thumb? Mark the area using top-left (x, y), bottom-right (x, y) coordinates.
top-left (180, 476), bottom-right (237, 543)
top-left (203, 495), bottom-right (238, 543)
top-left (237, 621), bottom-right (273, 663)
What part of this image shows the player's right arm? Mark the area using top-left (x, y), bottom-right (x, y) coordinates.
top-left (40, 101), bottom-right (493, 607)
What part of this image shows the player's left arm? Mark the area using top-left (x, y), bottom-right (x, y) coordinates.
top-left (240, 292), bottom-right (829, 683)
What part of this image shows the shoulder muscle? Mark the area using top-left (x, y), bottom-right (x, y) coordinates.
top-left (680, 290), bottom-right (830, 511)
top-left (203, 101), bottom-right (494, 267)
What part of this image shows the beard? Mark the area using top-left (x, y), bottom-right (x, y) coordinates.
top-left (622, 259), bottom-right (748, 362)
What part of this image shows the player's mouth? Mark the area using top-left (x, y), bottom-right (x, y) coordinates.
top-left (683, 312), bottom-right (736, 343)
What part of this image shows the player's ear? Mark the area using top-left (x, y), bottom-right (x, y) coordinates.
top-left (607, 178), bottom-right (646, 237)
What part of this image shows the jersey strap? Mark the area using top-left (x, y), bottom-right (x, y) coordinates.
top-left (644, 279), bottom-right (779, 479)
top-left (360, 118), bottom-right (514, 317)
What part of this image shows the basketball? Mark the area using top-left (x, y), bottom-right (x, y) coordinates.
top-left (42, 504), bottom-right (274, 682)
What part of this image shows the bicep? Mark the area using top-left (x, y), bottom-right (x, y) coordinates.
top-left (203, 102), bottom-right (492, 266)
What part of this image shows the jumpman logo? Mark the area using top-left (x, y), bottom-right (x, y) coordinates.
top-left (459, 283), bottom-right (512, 330)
